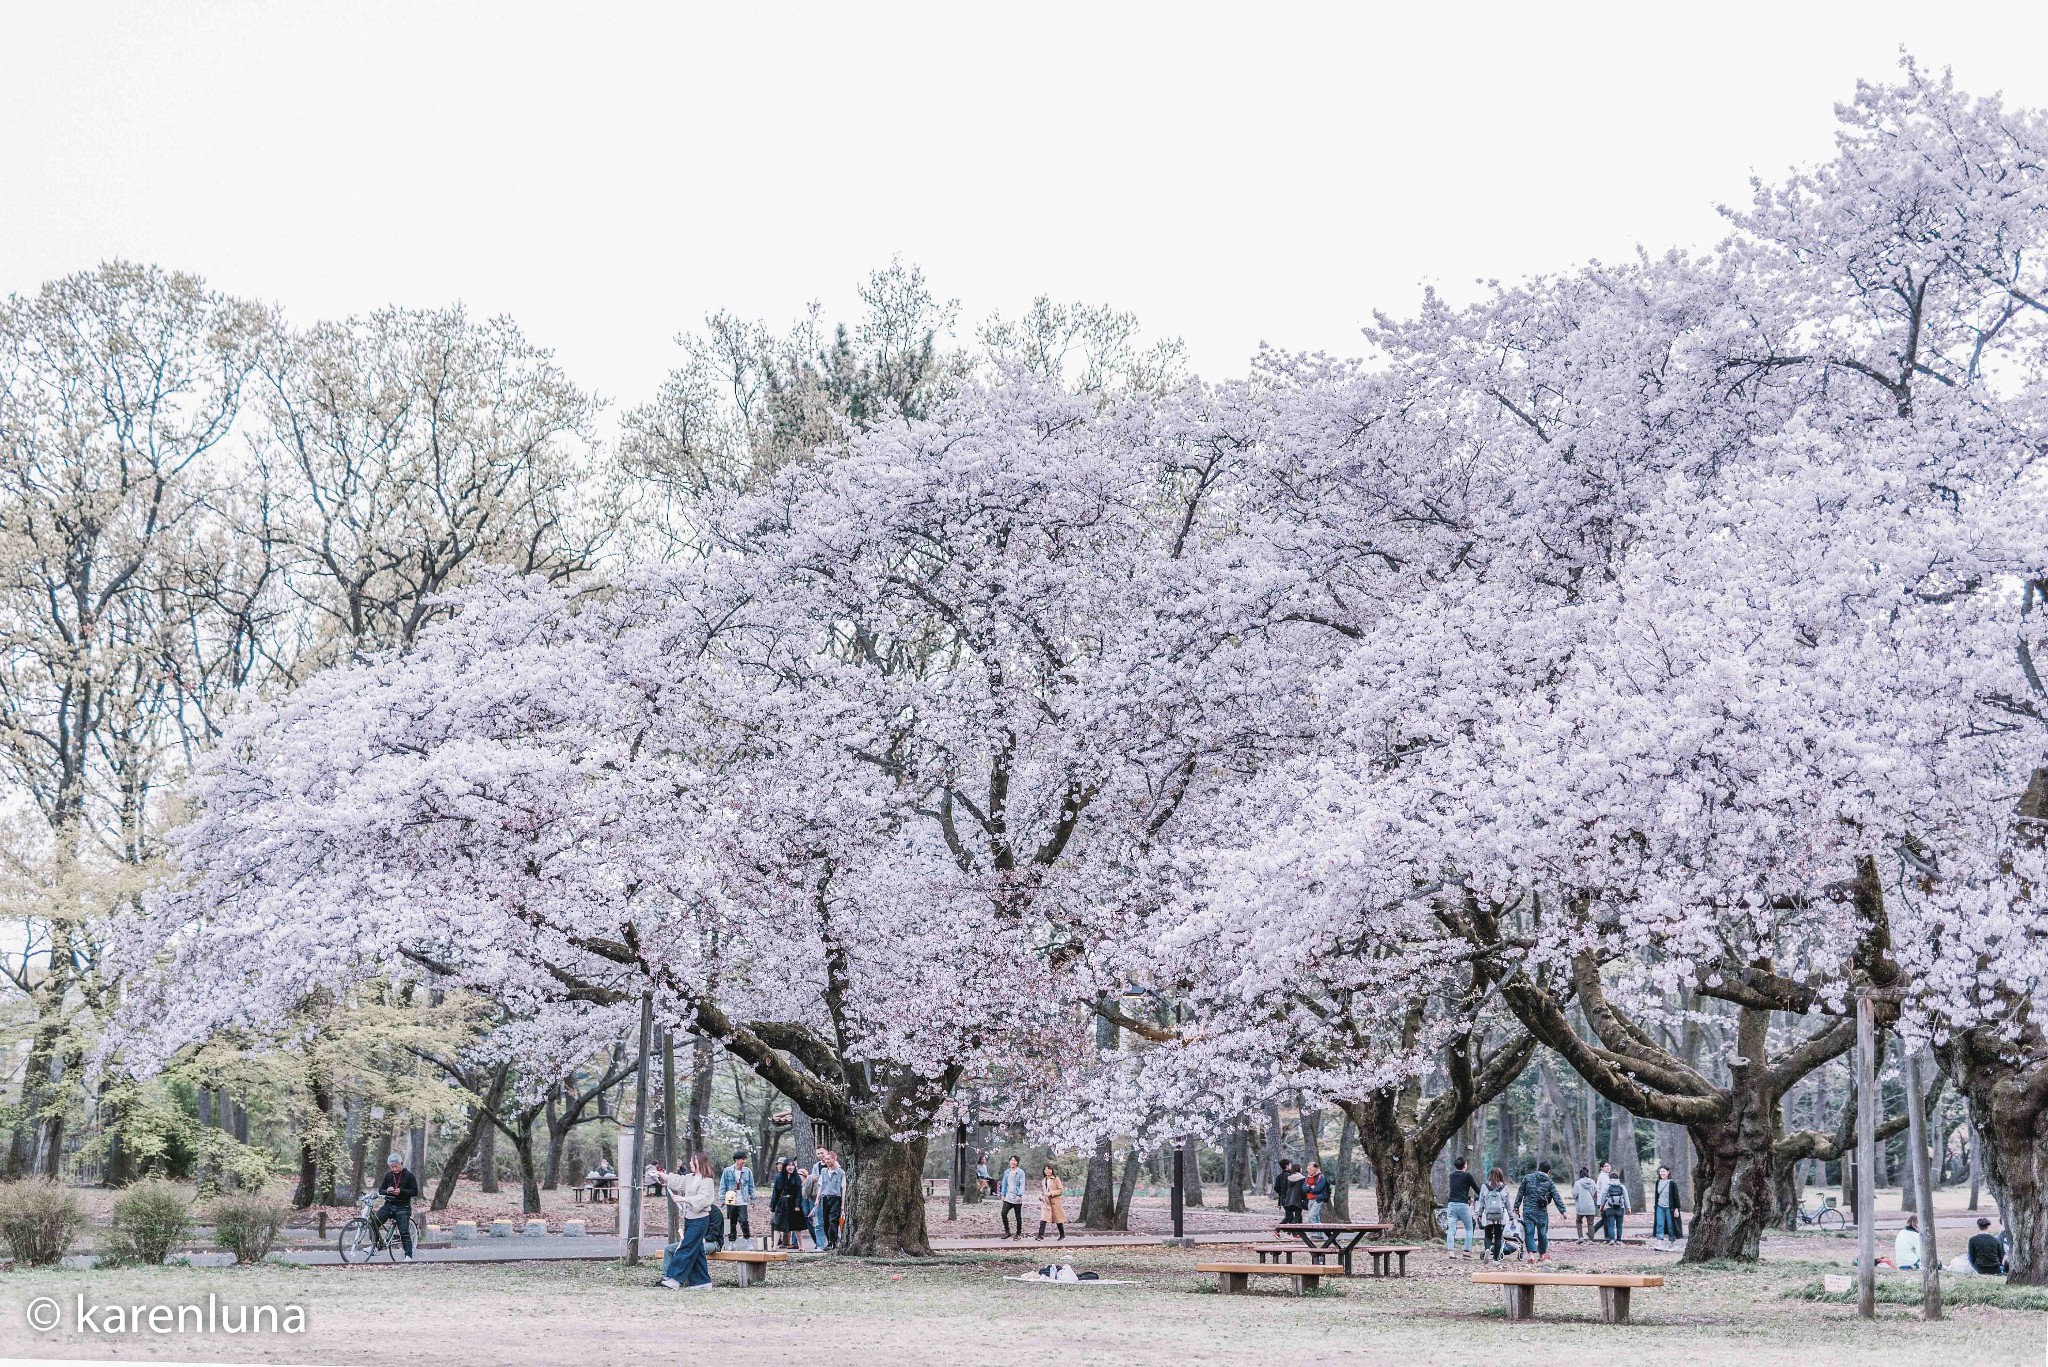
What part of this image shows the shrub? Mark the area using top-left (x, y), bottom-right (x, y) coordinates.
top-left (109, 1179), bottom-right (194, 1266)
top-left (0, 1178), bottom-right (86, 1267)
top-left (210, 1194), bottom-right (289, 1265)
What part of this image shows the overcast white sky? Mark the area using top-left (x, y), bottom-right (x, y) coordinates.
top-left (5, 2), bottom-right (2047, 411)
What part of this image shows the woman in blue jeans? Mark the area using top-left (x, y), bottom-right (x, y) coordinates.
top-left (1652, 1164), bottom-right (1681, 1248)
top-left (655, 1153), bottom-right (720, 1290)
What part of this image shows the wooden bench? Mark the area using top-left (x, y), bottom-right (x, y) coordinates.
top-left (1471, 1270), bottom-right (1664, 1323)
top-left (1197, 1260), bottom-right (1332, 1295)
top-left (1365, 1243), bottom-right (1423, 1277)
top-left (709, 1248), bottom-right (790, 1287)
top-left (1251, 1242), bottom-right (1336, 1265)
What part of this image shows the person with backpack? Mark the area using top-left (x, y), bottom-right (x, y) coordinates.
top-left (1515, 1159), bottom-right (1567, 1262)
top-left (1478, 1167), bottom-right (1513, 1263)
top-left (1597, 1160), bottom-right (1628, 1242)
top-left (1444, 1156), bottom-right (1480, 1258)
top-left (1652, 1163), bottom-right (1683, 1249)
top-left (1302, 1161), bottom-right (1331, 1223)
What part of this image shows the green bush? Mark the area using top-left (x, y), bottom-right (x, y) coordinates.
top-left (0, 1178), bottom-right (86, 1267)
top-left (109, 1179), bottom-right (194, 1265)
top-left (210, 1194), bottom-right (288, 1265)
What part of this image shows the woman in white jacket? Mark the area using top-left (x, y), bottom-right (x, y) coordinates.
top-left (654, 1154), bottom-right (720, 1289)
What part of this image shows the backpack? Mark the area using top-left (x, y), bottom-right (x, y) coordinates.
top-left (1479, 1184), bottom-right (1511, 1223)
top-left (1602, 1177), bottom-right (1627, 1210)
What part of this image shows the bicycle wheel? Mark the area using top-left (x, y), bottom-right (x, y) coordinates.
top-left (382, 1219), bottom-right (405, 1262)
top-left (1817, 1207), bottom-right (1846, 1230)
top-left (338, 1217), bottom-right (375, 1264)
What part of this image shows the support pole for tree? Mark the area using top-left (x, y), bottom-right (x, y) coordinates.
top-left (663, 1027), bottom-right (679, 1244)
top-left (1903, 1047), bottom-right (1941, 1320)
top-left (949, 1122), bottom-right (964, 1222)
top-left (1855, 994), bottom-right (1877, 1320)
top-left (1171, 1139), bottom-right (1186, 1240)
top-left (625, 993), bottom-right (653, 1265)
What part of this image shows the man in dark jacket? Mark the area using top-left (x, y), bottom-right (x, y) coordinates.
top-left (1515, 1160), bottom-right (1567, 1262)
top-left (1274, 1161), bottom-right (1307, 1224)
top-left (1967, 1217), bottom-right (2007, 1276)
top-left (375, 1153), bottom-right (419, 1260)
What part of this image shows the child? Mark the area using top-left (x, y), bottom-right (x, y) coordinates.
top-left (1479, 1167), bottom-right (1513, 1263)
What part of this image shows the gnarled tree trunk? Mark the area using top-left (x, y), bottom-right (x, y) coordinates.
top-left (845, 1132), bottom-right (931, 1257)
top-left (1938, 1027), bottom-right (2047, 1284)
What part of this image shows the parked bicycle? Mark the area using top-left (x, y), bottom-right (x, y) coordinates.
top-left (1794, 1195), bottom-right (1846, 1230)
top-left (338, 1192), bottom-right (419, 1263)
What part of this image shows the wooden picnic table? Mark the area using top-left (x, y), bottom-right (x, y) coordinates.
top-left (1272, 1222), bottom-right (1390, 1276)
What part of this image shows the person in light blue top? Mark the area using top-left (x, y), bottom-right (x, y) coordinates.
top-left (719, 1152), bottom-right (755, 1243)
top-left (998, 1154), bottom-right (1027, 1239)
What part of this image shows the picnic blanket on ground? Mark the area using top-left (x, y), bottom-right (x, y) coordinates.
top-left (1005, 1265), bottom-right (1134, 1285)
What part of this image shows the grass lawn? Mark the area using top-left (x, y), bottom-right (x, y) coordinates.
top-left (2, 1243), bottom-right (2040, 1366)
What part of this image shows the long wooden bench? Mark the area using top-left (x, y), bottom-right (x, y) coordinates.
top-left (1251, 1242), bottom-right (1337, 1265)
top-left (710, 1248), bottom-right (790, 1287)
top-left (1471, 1270), bottom-right (1664, 1323)
top-left (1197, 1260), bottom-right (1332, 1295)
top-left (1365, 1243), bottom-right (1423, 1277)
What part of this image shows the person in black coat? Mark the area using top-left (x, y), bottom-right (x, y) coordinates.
top-left (769, 1159), bottom-right (807, 1249)
top-left (374, 1153), bottom-right (419, 1260)
top-left (1274, 1160), bottom-right (1307, 1224)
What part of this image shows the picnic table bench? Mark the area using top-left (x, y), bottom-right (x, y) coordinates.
top-left (1272, 1222), bottom-right (1389, 1276)
top-left (1197, 1260), bottom-right (1332, 1295)
top-left (1251, 1241), bottom-right (1337, 1265)
top-left (572, 1180), bottom-right (619, 1204)
top-left (709, 1248), bottom-right (790, 1287)
top-left (1471, 1270), bottom-right (1664, 1323)
top-left (1364, 1243), bottom-right (1423, 1277)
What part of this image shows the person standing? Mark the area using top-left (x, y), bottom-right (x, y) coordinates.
top-left (1597, 1160), bottom-right (1627, 1243)
top-left (1652, 1164), bottom-right (1682, 1249)
top-left (373, 1152), bottom-right (419, 1261)
top-left (1444, 1156), bottom-right (1479, 1258)
top-left (719, 1151), bottom-right (755, 1244)
top-left (1302, 1162), bottom-right (1331, 1224)
top-left (802, 1158), bottom-right (824, 1250)
top-left (1478, 1167), bottom-right (1513, 1263)
top-left (653, 1154), bottom-right (718, 1290)
top-left (998, 1155), bottom-right (1026, 1238)
top-left (1274, 1160), bottom-right (1306, 1225)
top-left (1515, 1159), bottom-right (1567, 1263)
top-left (1573, 1167), bottom-right (1599, 1242)
top-left (770, 1158), bottom-right (805, 1249)
top-left (975, 1153), bottom-right (992, 1197)
top-left (815, 1149), bottom-right (846, 1249)
top-left (1036, 1163), bottom-right (1068, 1240)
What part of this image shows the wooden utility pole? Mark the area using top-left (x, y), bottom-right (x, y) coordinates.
top-left (1855, 994), bottom-right (1877, 1319)
top-left (624, 993), bottom-right (653, 1265)
top-left (1902, 1048), bottom-right (1941, 1320)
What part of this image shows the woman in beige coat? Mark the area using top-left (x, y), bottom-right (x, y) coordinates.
top-left (1035, 1164), bottom-right (1067, 1240)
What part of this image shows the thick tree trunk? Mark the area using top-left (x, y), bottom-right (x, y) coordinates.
top-left (431, 1065), bottom-right (507, 1212)
top-left (1333, 1121), bottom-right (1354, 1220)
top-left (478, 1110), bottom-right (500, 1193)
top-left (1683, 1087), bottom-right (1779, 1263)
top-left (1225, 1128), bottom-right (1248, 1212)
top-left (1939, 1029), bottom-right (2047, 1284)
top-left (1349, 1121), bottom-right (1442, 1241)
top-left (512, 1120), bottom-right (543, 1215)
top-left (844, 1132), bottom-right (931, 1257)
top-left (1079, 1137), bottom-right (1116, 1228)
top-left (1181, 1136), bottom-right (1204, 1207)
top-left (1110, 1146), bottom-right (1141, 1229)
